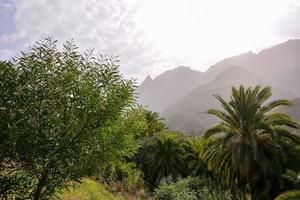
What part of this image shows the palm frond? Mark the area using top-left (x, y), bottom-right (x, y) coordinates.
top-left (275, 127), bottom-right (300, 144)
top-left (203, 123), bottom-right (229, 138)
top-left (262, 99), bottom-right (292, 112)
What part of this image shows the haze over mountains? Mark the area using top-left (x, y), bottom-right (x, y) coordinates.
top-left (136, 67), bottom-right (204, 112)
top-left (136, 39), bottom-right (300, 134)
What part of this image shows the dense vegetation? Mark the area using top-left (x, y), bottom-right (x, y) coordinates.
top-left (0, 38), bottom-right (300, 200)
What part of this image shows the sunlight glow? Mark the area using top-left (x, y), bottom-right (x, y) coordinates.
top-left (136, 0), bottom-right (297, 72)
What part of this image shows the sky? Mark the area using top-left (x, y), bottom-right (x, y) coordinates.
top-left (1, 0), bottom-right (300, 83)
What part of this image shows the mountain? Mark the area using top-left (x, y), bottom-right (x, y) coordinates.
top-left (278, 98), bottom-right (300, 123)
top-left (203, 51), bottom-right (257, 83)
top-left (136, 66), bottom-right (204, 112)
top-left (204, 39), bottom-right (300, 95)
top-left (136, 39), bottom-right (300, 134)
top-left (278, 98), bottom-right (300, 135)
top-left (161, 66), bottom-right (257, 134)
top-left (278, 66), bottom-right (300, 95)
top-left (161, 66), bottom-right (297, 135)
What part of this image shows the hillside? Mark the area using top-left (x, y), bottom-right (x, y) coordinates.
top-left (161, 66), bottom-right (271, 134)
top-left (136, 66), bottom-right (204, 112)
top-left (205, 39), bottom-right (300, 95)
top-left (161, 66), bottom-right (296, 135)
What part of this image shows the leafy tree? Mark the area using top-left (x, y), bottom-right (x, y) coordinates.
top-left (136, 130), bottom-right (185, 187)
top-left (203, 85), bottom-right (300, 200)
top-left (0, 38), bottom-right (135, 199)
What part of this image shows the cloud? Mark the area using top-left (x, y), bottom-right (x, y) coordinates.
top-left (2, 0), bottom-right (299, 82)
top-left (0, 0), bottom-right (164, 82)
top-left (0, 2), bottom-right (12, 10)
top-left (276, 4), bottom-right (300, 38)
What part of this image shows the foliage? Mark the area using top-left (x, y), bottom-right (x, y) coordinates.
top-left (279, 140), bottom-right (300, 191)
top-left (183, 137), bottom-right (210, 177)
top-left (154, 176), bottom-right (231, 200)
top-left (119, 107), bottom-right (149, 140)
top-left (119, 107), bottom-right (165, 139)
top-left (100, 161), bottom-right (146, 193)
top-left (154, 177), bottom-right (197, 200)
top-left (58, 179), bottom-right (124, 200)
top-left (0, 38), bottom-right (135, 199)
top-left (204, 85), bottom-right (300, 199)
top-left (143, 109), bottom-right (166, 136)
top-left (275, 190), bottom-right (300, 200)
top-left (59, 178), bottom-right (152, 200)
top-left (136, 130), bottom-right (185, 187)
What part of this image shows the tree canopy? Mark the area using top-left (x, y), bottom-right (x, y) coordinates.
top-left (0, 38), bottom-right (136, 199)
top-left (204, 85), bottom-right (300, 200)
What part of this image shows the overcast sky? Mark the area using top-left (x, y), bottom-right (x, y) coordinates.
top-left (1, 0), bottom-right (300, 82)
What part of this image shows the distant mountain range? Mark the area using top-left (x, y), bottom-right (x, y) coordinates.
top-left (136, 39), bottom-right (300, 135)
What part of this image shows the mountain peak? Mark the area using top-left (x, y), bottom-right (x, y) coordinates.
top-left (144, 74), bottom-right (152, 81)
top-left (140, 75), bottom-right (152, 86)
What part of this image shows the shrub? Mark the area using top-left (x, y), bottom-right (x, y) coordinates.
top-left (154, 177), bottom-right (231, 200)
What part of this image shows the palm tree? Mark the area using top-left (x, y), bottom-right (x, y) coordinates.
top-left (203, 85), bottom-right (299, 200)
top-left (136, 130), bottom-right (185, 187)
top-left (143, 109), bottom-right (166, 136)
top-left (275, 190), bottom-right (300, 200)
top-left (183, 137), bottom-right (209, 177)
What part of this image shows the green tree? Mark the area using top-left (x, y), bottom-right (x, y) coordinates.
top-left (136, 130), bottom-right (185, 187)
top-left (280, 141), bottom-right (300, 191)
top-left (183, 138), bottom-right (209, 177)
top-left (143, 109), bottom-right (166, 137)
top-left (0, 38), bottom-right (135, 199)
top-left (203, 85), bottom-right (300, 200)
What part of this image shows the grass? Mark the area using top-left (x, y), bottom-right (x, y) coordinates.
top-left (58, 179), bottom-right (125, 200)
top-left (58, 178), bottom-right (152, 200)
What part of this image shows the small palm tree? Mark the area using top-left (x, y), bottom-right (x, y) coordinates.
top-left (144, 109), bottom-right (166, 136)
top-left (204, 85), bottom-right (299, 200)
top-left (183, 138), bottom-right (209, 176)
top-left (136, 130), bottom-right (185, 187)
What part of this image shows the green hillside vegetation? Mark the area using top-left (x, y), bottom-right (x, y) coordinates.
top-left (58, 179), bottom-right (124, 200)
top-left (1, 38), bottom-right (300, 200)
top-left (58, 179), bottom-right (152, 200)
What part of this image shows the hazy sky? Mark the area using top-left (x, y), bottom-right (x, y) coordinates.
top-left (1, 0), bottom-right (300, 82)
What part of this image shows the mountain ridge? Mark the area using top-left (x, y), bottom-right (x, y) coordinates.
top-left (136, 39), bottom-right (300, 134)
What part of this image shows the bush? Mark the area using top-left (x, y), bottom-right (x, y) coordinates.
top-left (154, 177), bottom-right (232, 200)
top-left (103, 161), bottom-right (147, 193)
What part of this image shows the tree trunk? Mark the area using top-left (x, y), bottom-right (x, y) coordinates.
top-left (33, 170), bottom-right (48, 200)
